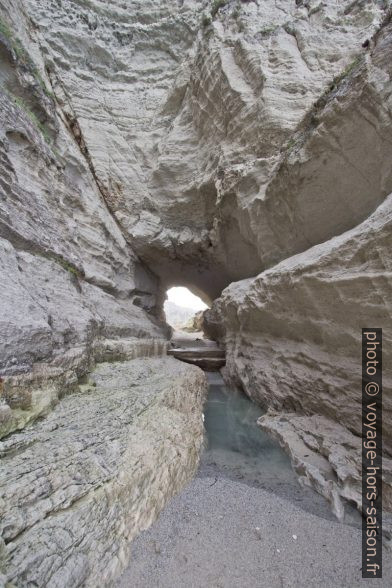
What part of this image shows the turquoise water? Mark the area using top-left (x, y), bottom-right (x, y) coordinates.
top-left (201, 372), bottom-right (294, 483)
top-left (204, 373), bottom-right (290, 459)
top-left (200, 372), bottom-right (352, 521)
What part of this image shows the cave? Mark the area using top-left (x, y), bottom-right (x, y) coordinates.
top-left (1, 1), bottom-right (391, 586)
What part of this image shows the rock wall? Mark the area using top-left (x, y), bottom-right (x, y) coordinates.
top-left (205, 194), bottom-right (392, 518)
top-left (0, 0), bottom-right (172, 437)
top-left (202, 12), bottom-right (392, 518)
top-left (8, 0), bottom-right (388, 300)
top-left (182, 310), bottom-right (205, 333)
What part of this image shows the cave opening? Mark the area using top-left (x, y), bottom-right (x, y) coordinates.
top-left (164, 286), bottom-right (209, 333)
top-left (164, 285), bottom-right (226, 371)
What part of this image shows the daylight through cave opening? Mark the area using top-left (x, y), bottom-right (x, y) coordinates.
top-left (164, 286), bottom-right (209, 332)
top-left (164, 286), bottom-right (227, 372)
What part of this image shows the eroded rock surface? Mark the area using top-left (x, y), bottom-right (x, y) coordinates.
top-left (168, 335), bottom-right (225, 371)
top-left (1, 0), bottom-right (392, 582)
top-left (5, 0), bottom-right (389, 298)
top-left (205, 193), bottom-right (392, 517)
top-left (0, 337), bottom-right (169, 438)
top-left (258, 412), bottom-right (392, 530)
top-left (0, 0), bottom-right (171, 438)
top-left (0, 356), bottom-right (207, 587)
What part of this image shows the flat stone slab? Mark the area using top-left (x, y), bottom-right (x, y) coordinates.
top-left (168, 347), bottom-right (225, 358)
top-left (170, 356), bottom-right (226, 371)
top-left (168, 338), bottom-right (225, 371)
top-left (0, 357), bottom-right (207, 587)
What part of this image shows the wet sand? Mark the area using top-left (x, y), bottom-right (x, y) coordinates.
top-left (117, 373), bottom-right (391, 588)
top-left (116, 475), bottom-right (392, 588)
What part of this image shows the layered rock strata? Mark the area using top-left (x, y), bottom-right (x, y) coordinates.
top-left (0, 356), bottom-right (207, 587)
top-left (202, 6), bottom-right (392, 520)
top-left (0, 337), bottom-right (169, 438)
top-left (205, 194), bottom-right (392, 519)
top-left (168, 338), bottom-right (225, 371)
top-left (0, 0), bottom-right (392, 579)
top-left (7, 0), bottom-right (388, 299)
top-left (0, 1), bottom-right (170, 438)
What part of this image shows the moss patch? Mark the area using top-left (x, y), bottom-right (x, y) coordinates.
top-left (43, 252), bottom-right (85, 279)
top-left (0, 15), bottom-right (54, 99)
top-left (11, 95), bottom-right (51, 144)
top-left (202, 13), bottom-right (212, 27)
top-left (211, 0), bottom-right (228, 17)
top-left (315, 55), bottom-right (363, 110)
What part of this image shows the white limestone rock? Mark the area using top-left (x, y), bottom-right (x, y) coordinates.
top-left (15, 0), bottom-right (390, 297)
top-left (258, 412), bottom-right (392, 523)
top-left (1, 0), bottom-right (392, 566)
top-left (0, 3), bottom-right (170, 438)
top-left (204, 193), bottom-right (392, 514)
top-left (0, 356), bottom-right (207, 587)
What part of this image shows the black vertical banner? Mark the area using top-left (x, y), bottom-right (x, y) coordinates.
top-left (362, 328), bottom-right (382, 578)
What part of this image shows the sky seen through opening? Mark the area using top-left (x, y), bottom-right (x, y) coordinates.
top-left (166, 287), bottom-right (208, 311)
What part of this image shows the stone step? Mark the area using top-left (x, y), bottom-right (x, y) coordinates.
top-left (168, 347), bottom-right (225, 359)
top-left (168, 346), bottom-right (225, 371)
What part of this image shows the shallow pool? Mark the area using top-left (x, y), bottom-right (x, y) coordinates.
top-left (201, 373), bottom-right (295, 486)
top-left (200, 372), bottom-right (360, 523)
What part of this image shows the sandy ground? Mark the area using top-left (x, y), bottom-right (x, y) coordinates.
top-left (116, 470), bottom-right (392, 588)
